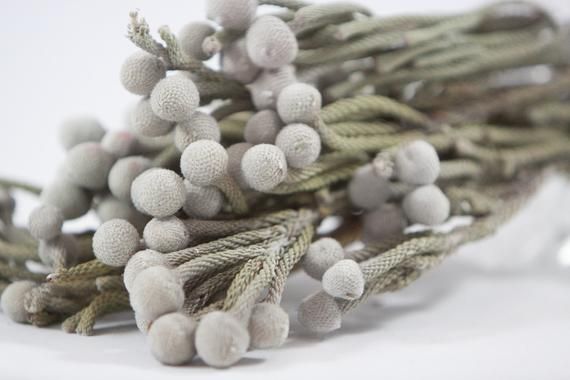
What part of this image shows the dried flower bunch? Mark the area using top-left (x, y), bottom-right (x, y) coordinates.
top-left (0, 0), bottom-right (570, 369)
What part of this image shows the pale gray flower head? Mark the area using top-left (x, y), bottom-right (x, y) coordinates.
top-left (180, 140), bottom-right (228, 187)
top-left (150, 75), bottom-right (200, 122)
top-left (131, 169), bottom-right (186, 218)
top-left (206, 0), bottom-right (258, 31)
top-left (120, 51), bottom-right (166, 96)
top-left (275, 123), bottom-right (321, 169)
top-left (92, 219), bottom-right (141, 267)
top-left (195, 311), bottom-right (250, 368)
top-left (402, 184), bottom-right (450, 226)
top-left (241, 144), bottom-right (287, 191)
top-left (246, 15), bottom-right (298, 69)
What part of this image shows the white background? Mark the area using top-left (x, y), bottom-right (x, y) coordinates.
top-left (0, 1), bottom-right (570, 379)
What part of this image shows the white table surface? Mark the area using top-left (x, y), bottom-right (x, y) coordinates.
top-left (0, 1), bottom-right (569, 379)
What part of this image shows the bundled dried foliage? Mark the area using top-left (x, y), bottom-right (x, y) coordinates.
top-left (0, 0), bottom-right (569, 369)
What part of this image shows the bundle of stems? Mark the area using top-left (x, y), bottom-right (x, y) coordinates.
top-left (0, 0), bottom-right (569, 369)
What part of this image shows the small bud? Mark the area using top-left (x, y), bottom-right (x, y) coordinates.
top-left (206, 0), bottom-right (258, 31)
top-left (28, 204), bottom-right (64, 240)
top-left (275, 123), bottom-right (321, 169)
top-left (322, 259), bottom-right (365, 300)
top-left (394, 140), bottom-right (440, 185)
top-left (124, 249), bottom-right (169, 293)
top-left (402, 184), bottom-right (450, 226)
top-left (246, 16), bottom-right (298, 69)
top-left (302, 237), bottom-right (345, 280)
top-left (59, 116), bottom-right (106, 151)
top-left (244, 110), bottom-right (282, 145)
top-left (183, 181), bottom-right (224, 219)
top-left (148, 313), bottom-right (198, 366)
top-left (180, 140), bottom-right (228, 187)
top-left (195, 311), bottom-right (250, 368)
top-left (108, 156), bottom-right (152, 202)
top-left (241, 144), bottom-right (287, 191)
top-left (178, 22), bottom-right (216, 60)
top-left (131, 169), bottom-right (186, 218)
top-left (248, 303), bottom-right (289, 349)
top-left (174, 111), bottom-right (220, 152)
top-left (277, 83), bottom-right (322, 124)
top-left (150, 75), bottom-right (200, 122)
top-left (93, 219), bottom-right (140, 267)
top-left (348, 165), bottom-right (391, 210)
top-left (120, 51), bottom-right (166, 96)
top-left (143, 216), bottom-right (190, 253)
top-left (130, 266), bottom-right (185, 321)
top-left (297, 291), bottom-right (342, 334)
top-left (64, 142), bottom-right (114, 190)
top-left (0, 281), bottom-right (36, 323)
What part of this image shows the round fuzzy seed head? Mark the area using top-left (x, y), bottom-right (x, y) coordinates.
top-left (41, 179), bottom-right (92, 220)
top-left (222, 38), bottom-right (260, 84)
top-left (402, 185), bottom-right (450, 226)
top-left (59, 116), bottom-right (106, 151)
top-left (322, 259), bottom-right (365, 300)
top-left (244, 110), bottom-right (282, 145)
top-left (64, 142), bottom-right (114, 190)
top-left (248, 303), bottom-right (289, 349)
top-left (150, 75), bottom-right (200, 122)
top-left (174, 111), bottom-right (220, 152)
top-left (277, 83), bottom-right (322, 124)
top-left (93, 219), bottom-right (140, 267)
top-left (130, 98), bottom-right (174, 137)
top-left (130, 266), bottom-right (184, 321)
top-left (108, 156), bottom-right (152, 202)
top-left (0, 281), bottom-right (36, 323)
top-left (148, 313), bottom-right (198, 365)
top-left (206, 0), bottom-right (257, 31)
top-left (195, 311), bottom-right (250, 368)
top-left (179, 22), bottom-right (216, 60)
top-left (123, 249), bottom-right (168, 293)
top-left (143, 216), bottom-right (190, 253)
top-left (28, 204), bottom-right (63, 240)
top-left (95, 195), bottom-right (149, 233)
top-left (247, 66), bottom-right (297, 110)
top-left (348, 165), bottom-right (391, 211)
top-left (226, 142), bottom-right (252, 189)
top-left (101, 131), bottom-right (137, 158)
top-left (131, 169), bottom-right (186, 218)
top-left (241, 144), bottom-right (287, 191)
top-left (275, 124), bottom-right (321, 169)
top-left (38, 234), bottom-right (80, 268)
top-left (120, 51), bottom-right (166, 96)
top-left (246, 16), bottom-right (298, 69)
top-left (180, 141), bottom-right (228, 187)
top-left (183, 181), bottom-right (223, 219)
top-left (362, 203), bottom-right (406, 243)
top-left (394, 140), bottom-right (440, 185)
top-left (302, 237), bottom-right (345, 280)
top-left (297, 291), bottom-right (342, 334)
